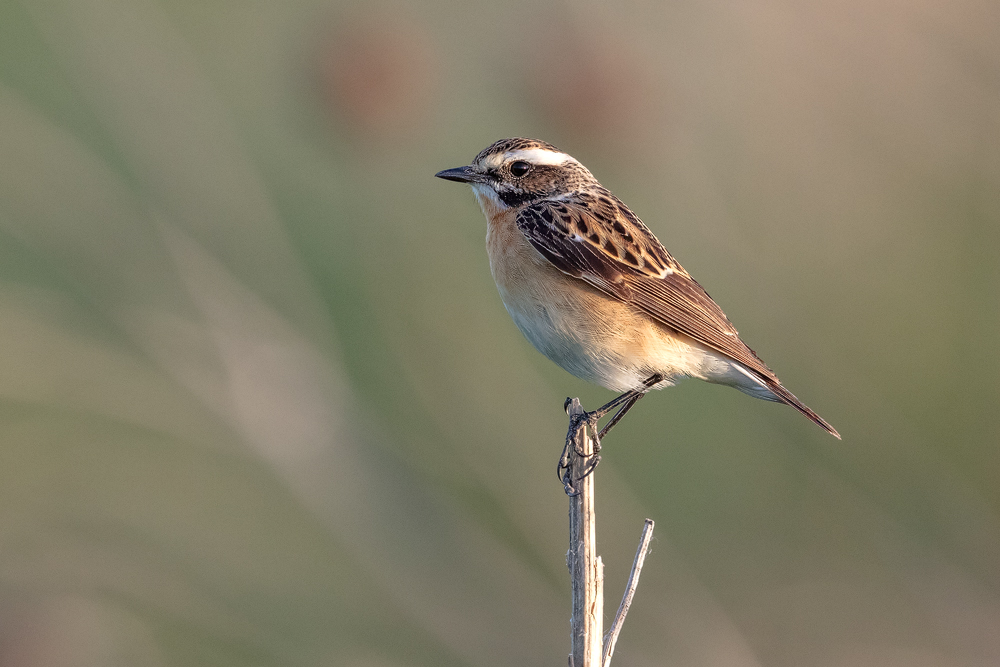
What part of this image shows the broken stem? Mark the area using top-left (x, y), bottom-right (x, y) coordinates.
top-left (602, 518), bottom-right (655, 667)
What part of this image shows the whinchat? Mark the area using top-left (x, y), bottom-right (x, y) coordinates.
top-left (436, 138), bottom-right (839, 441)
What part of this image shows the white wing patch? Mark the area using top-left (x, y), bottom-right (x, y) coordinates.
top-left (731, 362), bottom-right (768, 386)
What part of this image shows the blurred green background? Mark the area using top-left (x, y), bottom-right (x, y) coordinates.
top-left (1, 0), bottom-right (998, 665)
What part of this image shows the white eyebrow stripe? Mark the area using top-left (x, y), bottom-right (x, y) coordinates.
top-left (505, 148), bottom-right (572, 166)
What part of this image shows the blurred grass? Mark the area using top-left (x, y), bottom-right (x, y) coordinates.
top-left (0, 0), bottom-right (998, 665)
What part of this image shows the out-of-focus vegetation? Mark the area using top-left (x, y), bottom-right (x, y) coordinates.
top-left (0, 0), bottom-right (997, 665)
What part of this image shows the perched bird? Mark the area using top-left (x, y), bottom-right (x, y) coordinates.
top-left (435, 138), bottom-right (840, 449)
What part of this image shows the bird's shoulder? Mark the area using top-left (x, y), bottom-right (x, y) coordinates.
top-left (515, 188), bottom-right (684, 280)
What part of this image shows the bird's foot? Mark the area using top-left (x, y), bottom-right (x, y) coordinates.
top-left (557, 376), bottom-right (663, 495)
top-left (559, 399), bottom-right (603, 495)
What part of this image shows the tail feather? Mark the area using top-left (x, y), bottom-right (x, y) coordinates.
top-left (764, 379), bottom-right (841, 439)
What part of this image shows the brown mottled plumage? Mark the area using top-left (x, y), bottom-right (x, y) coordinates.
top-left (436, 138), bottom-right (839, 438)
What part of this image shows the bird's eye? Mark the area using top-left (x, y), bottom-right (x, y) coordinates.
top-left (509, 161), bottom-right (531, 178)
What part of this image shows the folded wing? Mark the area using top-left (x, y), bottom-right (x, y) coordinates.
top-left (515, 192), bottom-right (840, 438)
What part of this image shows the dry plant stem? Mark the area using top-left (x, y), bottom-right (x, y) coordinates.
top-left (566, 398), bottom-right (604, 667)
top-left (602, 519), bottom-right (655, 667)
top-left (565, 398), bottom-right (655, 667)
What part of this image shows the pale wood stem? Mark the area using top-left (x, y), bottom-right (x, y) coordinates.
top-left (602, 518), bottom-right (655, 667)
top-left (566, 398), bottom-right (603, 667)
top-left (564, 398), bottom-right (654, 667)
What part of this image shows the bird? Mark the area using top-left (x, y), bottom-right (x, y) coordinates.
top-left (435, 138), bottom-right (840, 467)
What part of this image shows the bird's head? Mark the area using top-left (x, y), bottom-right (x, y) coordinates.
top-left (435, 138), bottom-right (597, 215)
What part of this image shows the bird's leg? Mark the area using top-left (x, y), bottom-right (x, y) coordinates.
top-left (590, 373), bottom-right (663, 443)
top-left (597, 392), bottom-right (646, 441)
top-left (558, 374), bottom-right (663, 493)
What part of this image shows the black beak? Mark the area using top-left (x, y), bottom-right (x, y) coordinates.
top-left (434, 166), bottom-right (483, 184)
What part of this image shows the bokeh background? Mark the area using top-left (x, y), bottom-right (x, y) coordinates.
top-left (1, 0), bottom-right (998, 665)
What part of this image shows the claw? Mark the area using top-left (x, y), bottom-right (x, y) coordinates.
top-left (579, 453), bottom-right (601, 478)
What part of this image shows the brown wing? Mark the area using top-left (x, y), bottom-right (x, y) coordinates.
top-left (515, 193), bottom-right (841, 438)
top-left (514, 191), bottom-right (776, 381)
